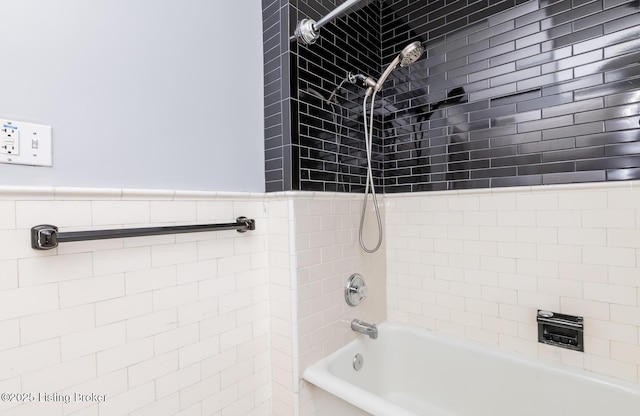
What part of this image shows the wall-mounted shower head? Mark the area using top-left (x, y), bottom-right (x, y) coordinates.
top-left (372, 41), bottom-right (425, 93)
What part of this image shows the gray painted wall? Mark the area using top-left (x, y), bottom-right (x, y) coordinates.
top-left (0, 0), bottom-right (265, 192)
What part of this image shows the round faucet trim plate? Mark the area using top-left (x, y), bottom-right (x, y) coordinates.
top-left (345, 273), bottom-right (367, 307)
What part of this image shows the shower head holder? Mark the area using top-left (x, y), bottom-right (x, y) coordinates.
top-left (348, 72), bottom-right (377, 88)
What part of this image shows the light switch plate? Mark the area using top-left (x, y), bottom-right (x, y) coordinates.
top-left (0, 119), bottom-right (52, 167)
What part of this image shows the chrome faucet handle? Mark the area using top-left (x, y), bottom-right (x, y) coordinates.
top-left (354, 285), bottom-right (368, 299)
top-left (345, 273), bottom-right (367, 306)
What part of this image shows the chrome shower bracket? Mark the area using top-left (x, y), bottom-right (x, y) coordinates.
top-left (294, 18), bottom-right (320, 45)
top-left (345, 273), bottom-right (368, 306)
top-left (292, 0), bottom-right (369, 45)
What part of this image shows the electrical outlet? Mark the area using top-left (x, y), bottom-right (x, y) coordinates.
top-left (0, 124), bottom-right (19, 155)
top-left (0, 119), bottom-right (52, 167)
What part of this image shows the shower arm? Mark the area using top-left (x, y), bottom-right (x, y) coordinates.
top-left (292, 0), bottom-right (366, 45)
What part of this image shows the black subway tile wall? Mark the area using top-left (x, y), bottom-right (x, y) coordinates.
top-left (263, 0), bottom-right (288, 192)
top-left (381, 0), bottom-right (640, 192)
top-left (263, 0), bottom-right (640, 193)
top-left (262, 0), bottom-right (384, 192)
top-left (289, 0), bottom-right (383, 192)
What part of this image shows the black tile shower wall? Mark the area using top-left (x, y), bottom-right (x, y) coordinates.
top-left (289, 0), bottom-right (384, 192)
top-left (263, 0), bottom-right (288, 192)
top-left (263, 0), bottom-right (640, 193)
top-left (264, 0), bottom-right (383, 192)
top-left (381, 0), bottom-right (640, 192)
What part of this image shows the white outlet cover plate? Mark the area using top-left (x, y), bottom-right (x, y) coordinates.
top-left (0, 119), bottom-right (52, 167)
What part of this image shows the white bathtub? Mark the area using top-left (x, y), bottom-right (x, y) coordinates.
top-left (303, 322), bottom-right (640, 416)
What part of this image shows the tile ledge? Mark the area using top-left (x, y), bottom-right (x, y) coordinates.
top-left (0, 186), bottom-right (363, 201)
top-left (0, 186), bottom-right (264, 201)
top-left (383, 180), bottom-right (640, 198)
top-left (265, 191), bottom-right (364, 200)
top-left (173, 190), bottom-right (258, 200)
top-left (529, 181), bottom-right (634, 193)
top-left (2, 180), bottom-right (638, 201)
top-left (0, 186), bottom-right (55, 199)
top-left (54, 187), bottom-right (123, 200)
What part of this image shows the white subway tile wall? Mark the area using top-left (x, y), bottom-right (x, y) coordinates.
top-left (0, 189), bottom-right (271, 416)
top-left (3, 182), bottom-right (639, 416)
top-left (386, 181), bottom-right (640, 383)
top-left (268, 194), bottom-right (387, 416)
top-left (265, 198), bottom-right (294, 416)
top-left (294, 197), bottom-right (386, 375)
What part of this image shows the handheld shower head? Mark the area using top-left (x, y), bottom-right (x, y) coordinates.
top-left (372, 41), bottom-right (425, 93)
top-left (399, 41), bottom-right (425, 67)
top-left (358, 41), bottom-right (425, 253)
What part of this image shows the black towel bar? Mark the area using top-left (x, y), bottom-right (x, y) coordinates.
top-left (31, 216), bottom-right (255, 250)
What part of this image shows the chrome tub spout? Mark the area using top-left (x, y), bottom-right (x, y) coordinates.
top-left (351, 319), bottom-right (378, 339)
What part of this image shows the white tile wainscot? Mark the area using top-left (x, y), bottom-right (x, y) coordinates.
top-left (0, 187), bottom-right (271, 416)
top-left (385, 181), bottom-right (640, 383)
top-left (3, 181), bottom-right (638, 416)
top-left (0, 187), bottom-right (386, 416)
top-left (268, 192), bottom-right (387, 416)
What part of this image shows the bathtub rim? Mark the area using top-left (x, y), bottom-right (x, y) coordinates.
top-left (302, 332), bottom-right (419, 416)
top-left (302, 320), bottom-right (640, 416)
